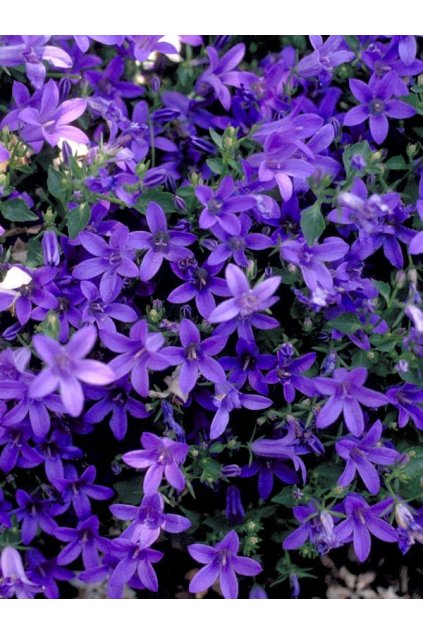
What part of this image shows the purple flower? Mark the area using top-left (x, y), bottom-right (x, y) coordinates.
top-left (18, 79), bottom-right (88, 151)
top-left (195, 176), bottom-right (255, 235)
top-left (55, 515), bottom-right (110, 569)
top-left (196, 44), bottom-right (247, 110)
top-left (79, 280), bottom-right (138, 332)
top-left (251, 423), bottom-right (307, 483)
top-left (297, 36), bottom-right (355, 80)
top-left (206, 214), bottom-right (273, 268)
top-left (123, 432), bottom-right (189, 494)
top-left (130, 35), bottom-right (178, 63)
top-left (394, 502), bottom-right (423, 554)
top-left (73, 225), bottom-right (140, 301)
top-left (168, 260), bottom-right (230, 319)
top-left (335, 494), bottom-right (397, 562)
top-left (314, 367), bottom-right (388, 436)
top-left (210, 381), bottom-right (272, 440)
top-left (0, 265), bottom-right (58, 326)
top-left (53, 465), bottom-right (113, 518)
top-left (84, 379), bottom-right (149, 441)
top-left (110, 492), bottom-right (191, 547)
top-left (0, 36), bottom-right (72, 89)
top-left (225, 485), bottom-right (245, 524)
top-left (108, 538), bottom-right (164, 593)
top-left (241, 457), bottom-right (298, 500)
top-left (164, 318), bottom-right (226, 394)
top-left (344, 70), bottom-right (415, 144)
top-left (283, 503), bottom-right (340, 555)
top-left (130, 202), bottom-right (195, 282)
top-left (387, 383), bottom-right (423, 431)
top-left (265, 350), bottom-right (316, 402)
top-left (26, 550), bottom-right (74, 599)
top-left (100, 319), bottom-right (169, 397)
top-left (0, 546), bottom-right (41, 599)
top-left (14, 489), bottom-right (64, 544)
top-left (281, 237), bottom-right (349, 291)
top-left (41, 230), bottom-right (60, 266)
top-left (220, 338), bottom-right (275, 395)
top-left (188, 530), bottom-right (262, 599)
top-left (208, 264), bottom-right (281, 341)
top-left (335, 420), bottom-right (400, 494)
top-left (28, 325), bottom-right (115, 417)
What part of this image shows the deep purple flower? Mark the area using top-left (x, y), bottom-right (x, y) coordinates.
top-left (195, 176), bottom-right (255, 235)
top-left (42, 230), bottom-right (60, 266)
top-left (79, 280), bottom-right (138, 332)
top-left (55, 514), bottom-right (110, 569)
top-left (168, 260), bottom-right (230, 319)
top-left (220, 339), bottom-right (275, 395)
top-left (123, 432), bottom-right (189, 494)
top-left (206, 214), bottom-right (273, 268)
top-left (130, 35), bottom-right (178, 63)
top-left (188, 530), bottom-right (262, 599)
top-left (110, 492), bottom-right (191, 546)
top-left (386, 384), bottom-right (423, 431)
top-left (54, 465), bottom-right (113, 518)
top-left (0, 265), bottom-right (58, 326)
top-left (241, 457), bottom-right (298, 500)
top-left (26, 549), bottom-right (74, 599)
top-left (108, 538), bottom-right (164, 593)
top-left (265, 349), bottom-right (316, 402)
top-left (29, 325), bottom-right (115, 417)
top-left (100, 320), bottom-right (169, 397)
top-left (18, 79), bottom-right (88, 151)
top-left (196, 44), bottom-right (248, 110)
top-left (208, 264), bottom-right (281, 341)
top-left (225, 485), bottom-right (245, 524)
top-left (314, 367), bottom-right (388, 436)
top-left (335, 420), bottom-right (400, 494)
top-left (164, 318), bottom-right (226, 394)
top-left (335, 494), bottom-right (397, 562)
top-left (344, 70), bottom-right (415, 144)
top-left (130, 202), bottom-right (195, 282)
top-left (14, 489), bottom-right (64, 544)
top-left (84, 379), bottom-right (149, 441)
top-left (73, 225), bottom-right (140, 301)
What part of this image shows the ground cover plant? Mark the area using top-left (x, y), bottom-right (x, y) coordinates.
top-left (0, 35), bottom-right (422, 599)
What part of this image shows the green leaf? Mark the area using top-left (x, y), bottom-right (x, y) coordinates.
top-left (25, 237), bottom-right (43, 267)
top-left (372, 279), bottom-right (391, 303)
top-left (135, 189), bottom-right (175, 214)
top-left (67, 202), bottom-right (90, 239)
top-left (206, 158), bottom-right (224, 175)
top-left (209, 127), bottom-right (223, 149)
top-left (327, 312), bottom-right (362, 334)
top-left (385, 156), bottom-right (408, 171)
top-left (47, 167), bottom-right (70, 206)
top-left (300, 203), bottom-right (325, 245)
top-left (0, 198), bottom-right (38, 222)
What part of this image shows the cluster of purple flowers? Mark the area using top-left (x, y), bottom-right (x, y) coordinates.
top-left (0, 35), bottom-right (422, 600)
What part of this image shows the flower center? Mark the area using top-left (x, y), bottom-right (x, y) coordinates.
top-left (369, 99), bottom-right (385, 115)
top-left (238, 291), bottom-right (258, 317)
top-left (152, 231), bottom-right (170, 252)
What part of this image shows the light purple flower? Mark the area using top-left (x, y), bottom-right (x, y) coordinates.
top-left (123, 432), bottom-right (189, 494)
top-left (188, 530), bottom-right (262, 599)
top-left (28, 325), bottom-right (115, 417)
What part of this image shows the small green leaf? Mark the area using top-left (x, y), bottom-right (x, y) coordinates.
top-left (209, 127), bottom-right (223, 149)
top-left (67, 202), bottom-right (90, 239)
top-left (25, 237), bottom-right (43, 267)
top-left (327, 312), bottom-right (362, 334)
top-left (206, 158), bottom-right (224, 175)
top-left (47, 167), bottom-right (70, 206)
top-left (385, 156), bottom-right (408, 171)
top-left (0, 198), bottom-right (38, 222)
top-left (372, 279), bottom-right (391, 303)
top-left (300, 203), bottom-right (325, 245)
top-left (135, 189), bottom-right (175, 214)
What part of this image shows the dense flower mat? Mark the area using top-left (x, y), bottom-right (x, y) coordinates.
top-left (0, 35), bottom-right (422, 599)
